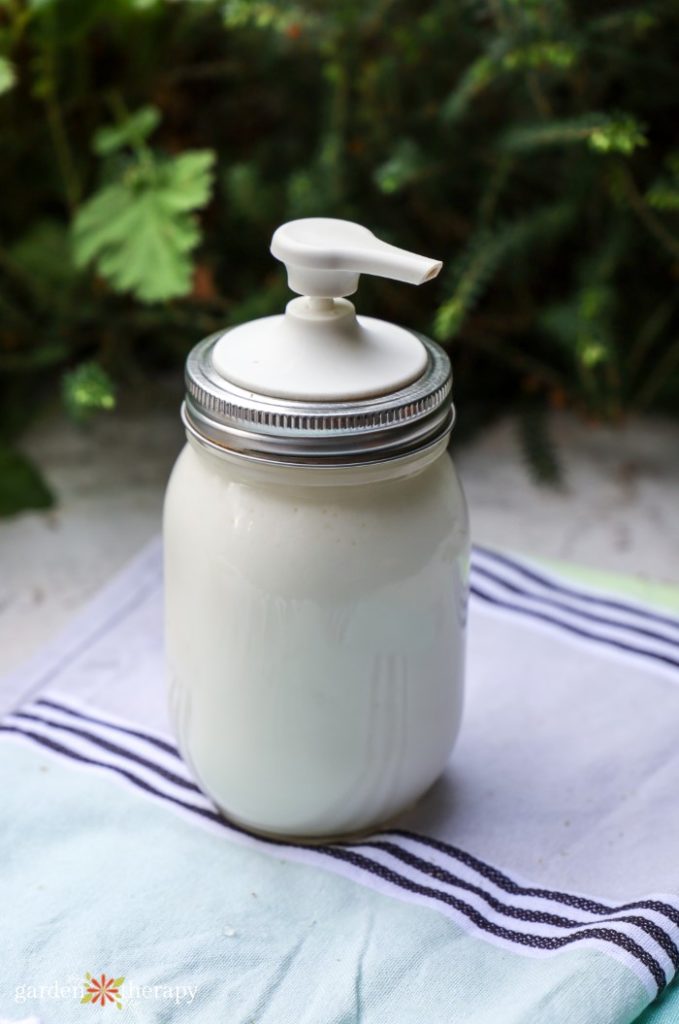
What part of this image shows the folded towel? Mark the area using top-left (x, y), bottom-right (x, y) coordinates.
top-left (1, 538), bottom-right (678, 1023)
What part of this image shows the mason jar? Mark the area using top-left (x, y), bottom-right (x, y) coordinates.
top-left (163, 327), bottom-right (469, 839)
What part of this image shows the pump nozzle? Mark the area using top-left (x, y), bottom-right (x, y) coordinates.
top-left (211, 218), bottom-right (442, 401)
top-left (270, 218), bottom-right (442, 298)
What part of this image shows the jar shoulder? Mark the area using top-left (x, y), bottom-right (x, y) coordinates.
top-left (165, 443), bottom-right (467, 527)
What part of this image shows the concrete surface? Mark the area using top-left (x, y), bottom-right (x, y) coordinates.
top-left (1, 384), bottom-right (678, 679)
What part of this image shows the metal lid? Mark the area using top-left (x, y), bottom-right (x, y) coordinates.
top-left (183, 329), bottom-right (454, 467)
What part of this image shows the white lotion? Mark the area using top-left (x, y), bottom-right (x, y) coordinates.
top-left (164, 218), bottom-right (469, 838)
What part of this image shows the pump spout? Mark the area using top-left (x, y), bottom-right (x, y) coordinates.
top-left (271, 218), bottom-right (442, 298)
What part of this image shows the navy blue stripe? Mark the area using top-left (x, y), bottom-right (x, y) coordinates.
top-left (474, 546), bottom-right (679, 635)
top-left (25, 698), bottom-right (679, 935)
top-left (472, 563), bottom-right (679, 652)
top-left (471, 583), bottom-right (679, 673)
top-left (0, 722), bottom-right (668, 993)
top-left (318, 845), bottom-right (667, 993)
top-left (0, 724), bottom-right (221, 822)
top-left (358, 839), bottom-right (679, 970)
top-left (387, 829), bottom-right (679, 929)
top-left (36, 698), bottom-right (180, 757)
top-left (13, 710), bottom-right (199, 794)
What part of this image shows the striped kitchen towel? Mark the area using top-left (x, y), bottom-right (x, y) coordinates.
top-left (1, 538), bottom-right (679, 1023)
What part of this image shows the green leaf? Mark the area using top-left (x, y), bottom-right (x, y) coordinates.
top-left (159, 151), bottom-right (216, 211)
top-left (93, 106), bottom-right (161, 156)
top-left (0, 446), bottom-right (54, 517)
top-left (72, 150), bottom-right (216, 302)
top-left (62, 362), bottom-right (116, 421)
top-left (0, 56), bottom-right (16, 95)
top-left (81, 994), bottom-right (93, 1004)
top-left (113, 977), bottom-right (125, 987)
top-left (588, 115), bottom-right (647, 155)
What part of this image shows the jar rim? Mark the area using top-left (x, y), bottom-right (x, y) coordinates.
top-left (183, 329), bottom-right (455, 467)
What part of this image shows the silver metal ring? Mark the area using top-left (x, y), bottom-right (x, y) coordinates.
top-left (183, 328), bottom-right (454, 466)
top-left (182, 402), bottom-right (455, 468)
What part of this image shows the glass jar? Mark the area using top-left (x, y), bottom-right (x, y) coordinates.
top-left (163, 218), bottom-right (470, 839)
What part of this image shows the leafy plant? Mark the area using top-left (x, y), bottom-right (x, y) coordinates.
top-left (73, 108), bottom-right (215, 302)
top-left (62, 361), bottom-right (116, 422)
top-left (0, 0), bottom-right (678, 512)
top-left (0, 446), bottom-right (53, 517)
top-left (0, 56), bottom-right (15, 94)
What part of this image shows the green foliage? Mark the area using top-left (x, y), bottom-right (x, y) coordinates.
top-left (502, 41), bottom-right (577, 72)
top-left (588, 116), bottom-right (647, 155)
top-left (441, 41), bottom-right (509, 123)
top-left (374, 140), bottom-right (425, 195)
top-left (0, 446), bottom-right (53, 516)
top-left (0, 57), bottom-right (15, 94)
top-left (434, 229), bottom-right (501, 341)
top-left (435, 205), bottom-right (574, 342)
top-left (93, 106), bottom-right (161, 156)
top-left (646, 154), bottom-right (679, 211)
top-left (73, 110), bottom-right (215, 302)
top-left (0, 0), bottom-right (678, 512)
top-left (62, 362), bottom-right (116, 422)
top-left (223, 1), bottom-right (317, 33)
top-left (501, 114), bottom-right (647, 155)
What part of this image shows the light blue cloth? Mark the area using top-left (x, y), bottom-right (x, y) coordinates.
top-left (1, 539), bottom-right (679, 1022)
top-left (0, 739), bottom-right (648, 1023)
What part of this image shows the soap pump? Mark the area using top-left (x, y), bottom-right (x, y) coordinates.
top-left (164, 217), bottom-right (469, 839)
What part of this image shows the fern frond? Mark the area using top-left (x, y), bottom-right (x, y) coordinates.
top-left (440, 39), bottom-right (508, 122)
top-left (434, 229), bottom-right (503, 340)
top-left (501, 113), bottom-right (646, 154)
top-left (435, 203), bottom-right (573, 341)
top-left (501, 114), bottom-right (605, 152)
top-left (540, 229), bottom-right (625, 414)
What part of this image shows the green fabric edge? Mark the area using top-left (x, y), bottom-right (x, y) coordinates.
top-left (503, 548), bottom-right (679, 615)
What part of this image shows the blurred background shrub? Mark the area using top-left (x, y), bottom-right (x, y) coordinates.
top-left (0, 0), bottom-right (678, 512)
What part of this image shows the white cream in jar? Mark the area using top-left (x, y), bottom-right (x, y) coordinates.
top-left (163, 218), bottom-right (470, 838)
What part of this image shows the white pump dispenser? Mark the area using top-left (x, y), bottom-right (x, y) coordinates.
top-left (211, 218), bottom-right (442, 402)
top-left (166, 218), bottom-right (467, 838)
